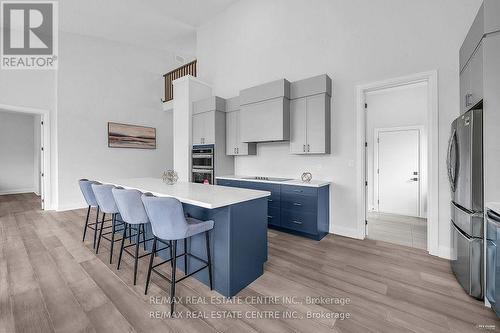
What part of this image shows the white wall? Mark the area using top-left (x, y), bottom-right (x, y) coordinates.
top-left (56, 32), bottom-right (177, 210)
top-left (196, 0), bottom-right (482, 252)
top-left (365, 83), bottom-right (428, 217)
top-left (0, 112), bottom-right (37, 194)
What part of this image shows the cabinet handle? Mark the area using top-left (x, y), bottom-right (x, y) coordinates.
top-left (303, 144), bottom-right (305, 152)
top-left (267, 215), bottom-right (273, 219)
top-left (237, 147), bottom-right (239, 154)
top-left (307, 144), bottom-right (310, 152)
top-left (234, 147), bottom-right (236, 154)
top-left (293, 189), bottom-right (303, 193)
top-left (267, 199), bottom-right (273, 202)
top-left (291, 220), bottom-right (302, 225)
top-left (293, 202), bottom-right (302, 206)
top-left (466, 93), bottom-right (473, 107)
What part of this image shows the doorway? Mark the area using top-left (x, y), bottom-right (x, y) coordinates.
top-left (0, 106), bottom-right (49, 210)
top-left (362, 80), bottom-right (431, 250)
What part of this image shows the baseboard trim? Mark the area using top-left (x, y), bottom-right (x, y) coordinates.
top-left (331, 225), bottom-right (363, 240)
top-left (0, 188), bottom-right (36, 195)
top-left (438, 246), bottom-right (452, 260)
top-left (57, 204), bottom-right (87, 212)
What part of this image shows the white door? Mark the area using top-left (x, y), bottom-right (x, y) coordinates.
top-left (40, 118), bottom-right (45, 210)
top-left (377, 129), bottom-right (420, 216)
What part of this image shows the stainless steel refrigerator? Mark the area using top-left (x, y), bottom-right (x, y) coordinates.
top-left (448, 108), bottom-right (483, 299)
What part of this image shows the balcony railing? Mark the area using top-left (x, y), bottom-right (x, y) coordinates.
top-left (162, 59), bottom-right (197, 102)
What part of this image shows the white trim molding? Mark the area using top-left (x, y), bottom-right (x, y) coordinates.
top-left (0, 103), bottom-right (54, 210)
top-left (355, 70), bottom-right (440, 257)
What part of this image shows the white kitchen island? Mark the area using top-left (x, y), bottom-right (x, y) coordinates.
top-left (100, 177), bottom-right (270, 297)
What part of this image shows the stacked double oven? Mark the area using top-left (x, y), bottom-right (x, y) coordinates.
top-left (192, 145), bottom-right (215, 184)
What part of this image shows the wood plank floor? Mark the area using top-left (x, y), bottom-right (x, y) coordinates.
top-left (0, 193), bottom-right (498, 333)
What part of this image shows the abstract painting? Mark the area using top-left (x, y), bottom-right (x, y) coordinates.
top-left (108, 122), bottom-right (156, 149)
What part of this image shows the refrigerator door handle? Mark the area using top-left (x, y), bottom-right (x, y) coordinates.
top-left (447, 129), bottom-right (457, 192)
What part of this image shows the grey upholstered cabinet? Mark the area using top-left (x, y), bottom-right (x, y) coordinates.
top-left (225, 97), bottom-right (256, 156)
top-left (289, 74), bottom-right (331, 154)
top-left (192, 96), bottom-right (226, 145)
top-left (239, 79), bottom-right (291, 142)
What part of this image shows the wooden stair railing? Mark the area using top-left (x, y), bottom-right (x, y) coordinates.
top-left (162, 59), bottom-right (197, 102)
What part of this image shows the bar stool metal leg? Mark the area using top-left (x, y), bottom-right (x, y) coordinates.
top-left (96, 213), bottom-right (106, 254)
top-left (141, 224), bottom-right (146, 251)
top-left (184, 238), bottom-right (188, 274)
top-left (82, 206), bottom-right (91, 242)
top-left (170, 240), bottom-right (178, 315)
top-left (134, 226), bottom-right (140, 285)
top-left (110, 213), bottom-right (116, 264)
top-left (93, 206), bottom-right (100, 249)
top-left (145, 236), bottom-right (157, 295)
top-left (205, 231), bottom-right (213, 290)
top-left (117, 223), bottom-right (128, 270)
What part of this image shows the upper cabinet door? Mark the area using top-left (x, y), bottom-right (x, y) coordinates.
top-left (290, 98), bottom-right (307, 154)
top-left (306, 94), bottom-right (328, 154)
top-left (203, 111), bottom-right (216, 144)
top-left (469, 42), bottom-right (483, 108)
top-left (192, 111), bottom-right (215, 145)
top-left (226, 111), bottom-right (237, 155)
top-left (192, 112), bottom-right (204, 144)
top-left (460, 64), bottom-right (470, 114)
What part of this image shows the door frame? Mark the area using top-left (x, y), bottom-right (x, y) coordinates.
top-left (0, 103), bottom-right (53, 210)
top-left (373, 126), bottom-right (424, 217)
top-left (355, 71), bottom-right (439, 256)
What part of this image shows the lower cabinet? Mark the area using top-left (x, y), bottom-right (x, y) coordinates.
top-left (216, 178), bottom-right (329, 240)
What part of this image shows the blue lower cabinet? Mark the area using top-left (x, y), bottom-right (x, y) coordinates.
top-left (281, 209), bottom-right (317, 234)
top-left (216, 178), bottom-right (329, 240)
top-left (267, 206), bottom-right (281, 227)
top-left (216, 179), bottom-right (240, 187)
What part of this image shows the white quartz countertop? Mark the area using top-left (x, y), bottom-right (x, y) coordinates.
top-left (99, 177), bottom-right (270, 209)
top-left (216, 175), bottom-right (331, 188)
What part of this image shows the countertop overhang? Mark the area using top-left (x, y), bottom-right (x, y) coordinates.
top-left (99, 177), bottom-right (270, 209)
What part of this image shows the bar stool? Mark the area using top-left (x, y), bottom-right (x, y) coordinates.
top-left (112, 188), bottom-right (169, 285)
top-left (92, 184), bottom-right (127, 264)
top-left (141, 194), bottom-right (214, 315)
top-left (78, 179), bottom-right (102, 249)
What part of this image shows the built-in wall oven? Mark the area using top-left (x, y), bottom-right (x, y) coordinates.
top-left (192, 145), bottom-right (214, 184)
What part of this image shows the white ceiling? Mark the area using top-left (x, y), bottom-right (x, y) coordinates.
top-left (59, 0), bottom-right (239, 54)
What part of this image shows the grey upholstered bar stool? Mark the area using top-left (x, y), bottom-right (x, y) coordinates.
top-left (141, 194), bottom-right (214, 315)
top-left (112, 188), bottom-right (168, 285)
top-left (92, 184), bottom-right (126, 264)
top-left (78, 179), bottom-right (102, 248)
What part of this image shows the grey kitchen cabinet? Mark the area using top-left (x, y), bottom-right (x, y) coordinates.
top-left (225, 110), bottom-right (256, 156)
top-left (239, 79), bottom-right (291, 143)
top-left (460, 41), bottom-right (484, 114)
top-left (192, 111), bottom-right (215, 145)
top-left (240, 97), bottom-right (290, 142)
top-left (225, 96), bottom-right (256, 156)
top-left (192, 96), bottom-right (227, 145)
top-left (290, 74), bottom-right (331, 154)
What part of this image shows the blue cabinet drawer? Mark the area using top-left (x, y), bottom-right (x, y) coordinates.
top-left (280, 184), bottom-right (317, 197)
top-left (239, 181), bottom-right (281, 202)
top-left (216, 179), bottom-right (240, 187)
top-left (281, 192), bottom-right (317, 213)
top-left (281, 209), bottom-right (317, 234)
top-left (267, 207), bottom-right (281, 227)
